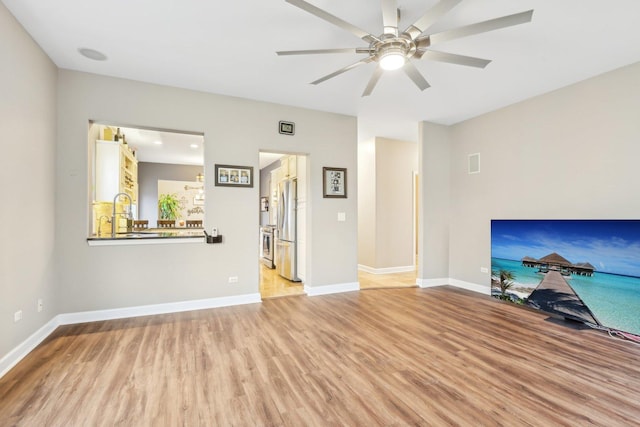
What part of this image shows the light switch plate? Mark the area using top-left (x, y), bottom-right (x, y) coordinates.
top-left (337, 212), bottom-right (346, 222)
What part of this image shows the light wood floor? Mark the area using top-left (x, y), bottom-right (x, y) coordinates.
top-left (260, 265), bottom-right (416, 299)
top-left (2, 286), bottom-right (640, 425)
top-left (358, 269), bottom-right (417, 289)
top-left (259, 263), bottom-right (305, 299)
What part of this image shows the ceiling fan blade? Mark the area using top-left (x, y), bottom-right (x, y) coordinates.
top-left (286, 0), bottom-right (378, 43)
top-left (429, 10), bottom-right (534, 45)
top-left (404, 0), bottom-right (463, 39)
top-left (311, 57), bottom-right (374, 85)
top-left (403, 62), bottom-right (430, 91)
top-left (277, 48), bottom-right (369, 56)
top-left (417, 50), bottom-right (491, 68)
top-left (362, 67), bottom-right (384, 97)
top-left (381, 0), bottom-right (399, 36)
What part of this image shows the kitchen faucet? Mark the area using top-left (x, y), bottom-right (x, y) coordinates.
top-left (111, 192), bottom-right (133, 237)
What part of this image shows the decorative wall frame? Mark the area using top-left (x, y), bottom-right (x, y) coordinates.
top-left (215, 164), bottom-right (254, 188)
top-left (279, 121), bottom-right (295, 135)
top-left (323, 167), bottom-right (347, 198)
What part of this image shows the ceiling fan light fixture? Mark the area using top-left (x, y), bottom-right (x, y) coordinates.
top-left (379, 51), bottom-right (406, 70)
top-left (279, 0), bottom-right (534, 96)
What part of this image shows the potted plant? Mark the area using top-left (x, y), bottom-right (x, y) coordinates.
top-left (158, 193), bottom-right (182, 220)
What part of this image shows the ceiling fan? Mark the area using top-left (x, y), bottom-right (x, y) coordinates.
top-left (277, 0), bottom-right (534, 96)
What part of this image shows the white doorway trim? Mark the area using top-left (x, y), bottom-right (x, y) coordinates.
top-left (412, 170), bottom-right (419, 266)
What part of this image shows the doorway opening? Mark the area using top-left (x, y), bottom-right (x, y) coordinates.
top-left (356, 138), bottom-right (418, 289)
top-left (258, 151), bottom-right (307, 299)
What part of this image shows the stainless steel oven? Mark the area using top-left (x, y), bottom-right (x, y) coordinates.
top-left (260, 225), bottom-right (275, 269)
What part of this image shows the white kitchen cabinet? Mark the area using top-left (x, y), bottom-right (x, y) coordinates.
top-left (269, 168), bottom-right (280, 225)
top-left (295, 156), bottom-right (306, 280)
top-left (95, 140), bottom-right (138, 204)
top-left (280, 155), bottom-right (297, 179)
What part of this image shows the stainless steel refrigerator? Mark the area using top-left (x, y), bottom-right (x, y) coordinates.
top-left (275, 178), bottom-right (300, 281)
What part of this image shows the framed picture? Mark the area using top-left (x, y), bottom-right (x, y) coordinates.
top-left (323, 167), bottom-right (347, 198)
top-left (260, 196), bottom-right (269, 212)
top-left (215, 164), bottom-right (254, 188)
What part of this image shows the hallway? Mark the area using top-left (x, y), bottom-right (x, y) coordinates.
top-left (358, 270), bottom-right (417, 290)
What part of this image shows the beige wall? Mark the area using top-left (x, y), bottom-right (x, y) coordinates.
top-left (55, 70), bottom-right (358, 313)
top-left (358, 137), bottom-right (417, 270)
top-left (0, 3), bottom-right (57, 359)
top-left (419, 61), bottom-right (640, 289)
top-left (357, 139), bottom-right (376, 267)
top-left (375, 138), bottom-right (418, 268)
top-left (417, 123), bottom-right (450, 281)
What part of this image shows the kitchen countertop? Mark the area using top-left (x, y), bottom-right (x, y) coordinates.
top-left (87, 229), bottom-right (205, 246)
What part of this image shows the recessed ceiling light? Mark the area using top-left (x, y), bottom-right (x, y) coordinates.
top-left (190, 144), bottom-right (199, 148)
top-left (78, 47), bottom-right (107, 61)
top-left (153, 140), bottom-right (163, 145)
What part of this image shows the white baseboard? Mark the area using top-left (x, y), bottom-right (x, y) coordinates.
top-left (416, 277), bottom-right (490, 295)
top-left (57, 293), bottom-right (262, 325)
top-left (447, 279), bottom-right (491, 295)
top-left (305, 282), bottom-right (359, 297)
top-left (358, 264), bottom-right (416, 274)
top-left (0, 316), bottom-right (61, 379)
top-left (417, 278), bottom-right (450, 288)
top-left (0, 292), bottom-right (262, 380)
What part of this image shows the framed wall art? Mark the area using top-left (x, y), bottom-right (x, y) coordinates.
top-left (491, 219), bottom-right (640, 337)
top-left (215, 164), bottom-right (254, 188)
top-left (323, 167), bottom-right (347, 198)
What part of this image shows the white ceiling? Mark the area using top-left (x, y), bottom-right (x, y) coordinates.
top-left (5, 0), bottom-right (640, 143)
top-left (111, 126), bottom-right (204, 165)
top-left (259, 152), bottom-right (286, 170)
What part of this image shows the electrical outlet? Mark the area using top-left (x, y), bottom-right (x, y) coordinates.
top-left (480, 267), bottom-right (489, 274)
top-left (37, 299), bottom-right (43, 312)
top-left (228, 276), bottom-right (238, 283)
top-left (14, 310), bottom-right (22, 323)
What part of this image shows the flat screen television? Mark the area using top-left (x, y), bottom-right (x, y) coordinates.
top-left (491, 219), bottom-right (640, 337)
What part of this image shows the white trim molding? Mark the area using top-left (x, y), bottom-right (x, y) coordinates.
top-left (417, 278), bottom-right (449, 288)
top-left (358, 264), bottom-right (416, 274)
top-left (448, 279), bottom-right (491, 295)
top-left (416, 277), bottom-right (490, 295)
top-left (57, 292), bottom-right (262, 325)
top-left (305, 282), bottom-right (359, 297)
top-left (0, 292), bottom-right (262, 380)
top-left (0, 316), bottom-right (61, 379)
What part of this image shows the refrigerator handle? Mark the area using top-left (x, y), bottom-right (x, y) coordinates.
top-left (279, 185), bottom-right (287, 232)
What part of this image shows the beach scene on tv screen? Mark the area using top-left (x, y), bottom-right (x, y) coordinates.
top-left (491, 219), bottom-right (640, 336)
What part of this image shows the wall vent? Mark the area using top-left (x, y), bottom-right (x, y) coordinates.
top-left (468, 153), bottom-right (480, 174)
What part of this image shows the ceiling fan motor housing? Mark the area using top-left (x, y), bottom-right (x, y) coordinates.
top-left (372, 33), bottom-right (417, 63)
